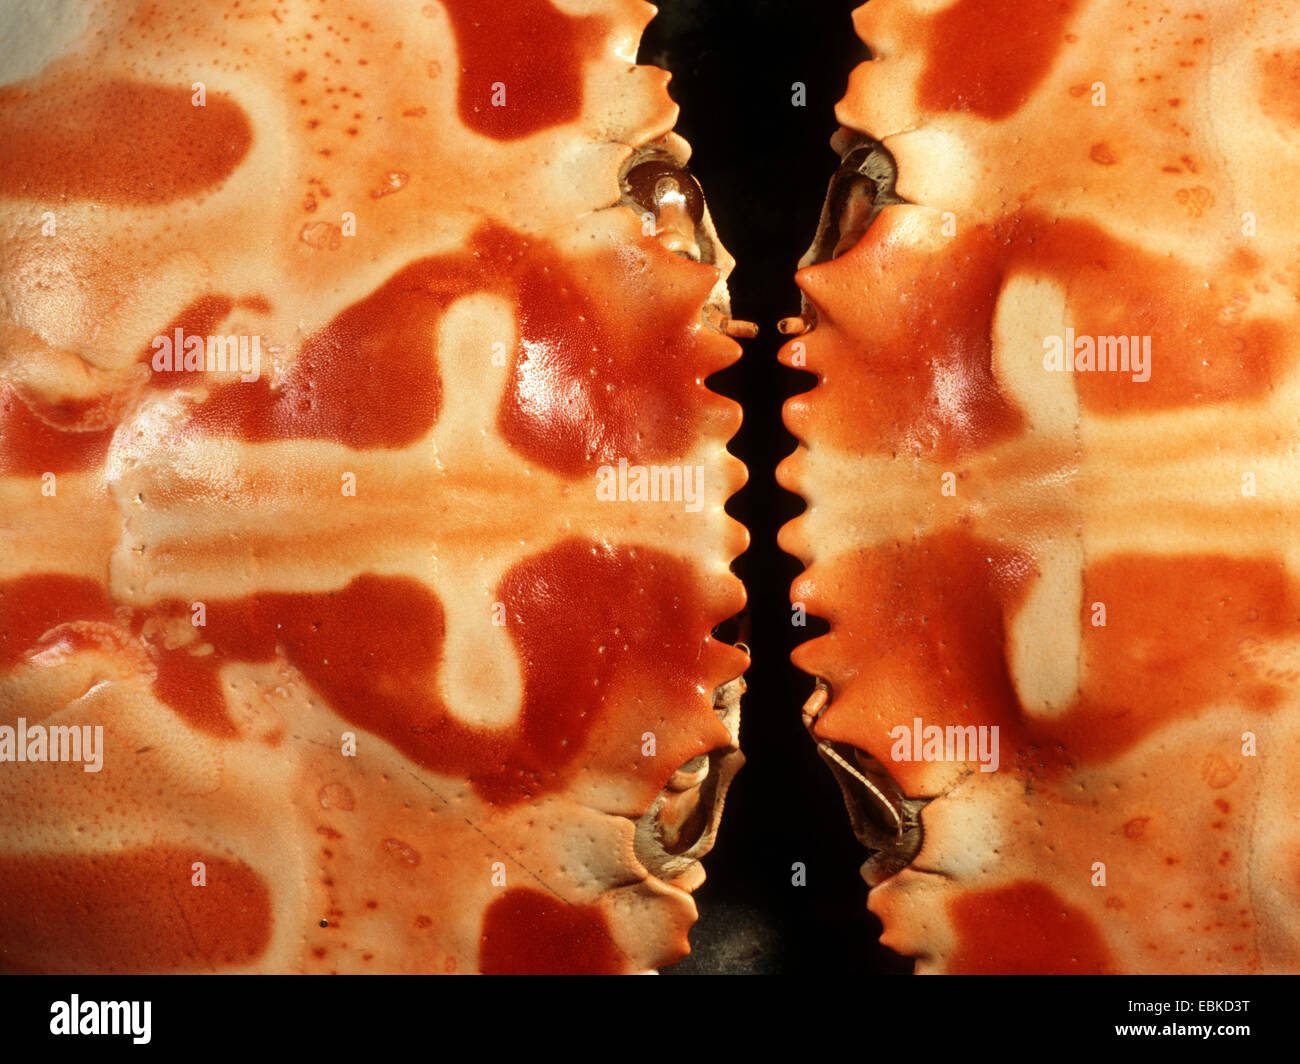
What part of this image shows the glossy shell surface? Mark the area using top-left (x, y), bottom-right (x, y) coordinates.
top-left (0, 0), bottom-right (747, 973)
top-left (780, 0), bottom-right (1300, 973)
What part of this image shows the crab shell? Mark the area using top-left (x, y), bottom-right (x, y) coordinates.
top-left (780, 0), bottom-right (1300, 973)
top-left (0, 0), bottom-right (747, 974)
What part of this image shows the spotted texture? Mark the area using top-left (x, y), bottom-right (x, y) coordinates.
top-left (780, 0), bottom-right (1300, 974)
top-left (0, 0), bottom-right (747, 974)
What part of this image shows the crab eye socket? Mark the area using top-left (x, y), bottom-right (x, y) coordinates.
top-left (622, 159), bottom-right (705, 223)
top-left (666, 753), bottom-right (710, 792)
top-left (800, 136), bottom-right (903, 268)
top-left (831, 177), bottom-right (878, 259)
top-left (621, 159), bottom-right (707, 261)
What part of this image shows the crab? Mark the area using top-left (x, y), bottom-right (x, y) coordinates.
top-left (780, 0), bottom-right (1300, 973)
top-left (0, 0), bottom-right (748, 974)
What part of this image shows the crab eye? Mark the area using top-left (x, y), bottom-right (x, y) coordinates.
top-left (623, 159), bottom-right (705, 222)
top-left (622, 159), bottom-right (706, 260)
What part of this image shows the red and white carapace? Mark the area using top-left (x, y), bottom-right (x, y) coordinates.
top-left (781, 0), bottom-right (1300, 973)
top-left (0, 0), bottom-right (748, 974)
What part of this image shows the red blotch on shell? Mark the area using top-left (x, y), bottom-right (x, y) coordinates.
top-left (479, 887), bottom-right (623, 974)
top-left (0, 848), bottom-right (271, 973)
top-left (0, 78), bottom-right (251, 204)
top-left (439, 0), bottom-right (604, 141)
top-left (919, 0), bottom-right (1083, 119)
top-left (947, 881), bottom-right (1112, 974)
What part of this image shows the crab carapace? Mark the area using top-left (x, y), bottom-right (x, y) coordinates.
top-left (0, 0), bottom-right (749, 974)
top-left (781, 0), bottom-right (1300, 974)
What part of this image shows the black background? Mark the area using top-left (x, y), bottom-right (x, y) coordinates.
top-left (638, 0), bottom-right (911, 974)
